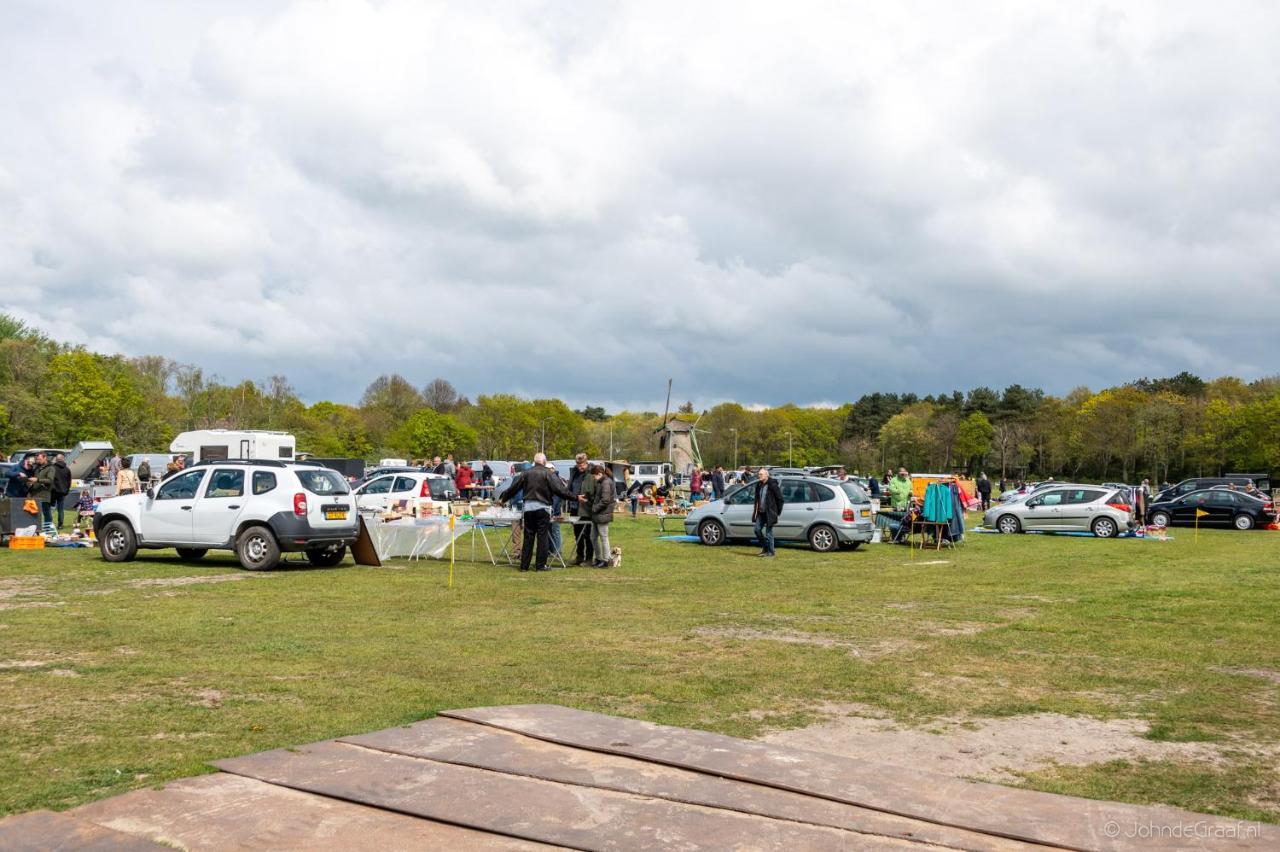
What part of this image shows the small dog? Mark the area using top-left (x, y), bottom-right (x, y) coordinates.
top-left (609, 546), bottom-right (622, 568)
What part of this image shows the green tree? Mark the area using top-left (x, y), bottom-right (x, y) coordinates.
top-left (954, 412), bottom-right (994, 474)
top-left (878, 404), bottom-right (931, 469)
top-left (43, 351), bottom-right (117, 446)
top-left (388, 408), bottom-right (477, 459)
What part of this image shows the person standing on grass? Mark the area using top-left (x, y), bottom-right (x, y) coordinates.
top-left (752, 467), bottom-right (784, 558)
top-left (115, 457), bottom-right (140, 496)
top-left (690, 467), bottom-right (702, 500)
top-left (51, 453), bottom-right (72, 529)
top-left (27, 452), bottom-right (57, 534)
top-left (711, 465), bottom-right (726, 500)
top-left (976, 472), bottom-right (992, 511)
top-left (568, 453), bottom-right (595, 566)
top-left (888, 468), bottom-right (912, 510)
top-left (498, 452), bottom-right (574, 572)
top-left (626, 477), bottom-right (644, 517)
top-left (6, 456), bottom-right (32, 497)
top-left (590, 464), bottom-right (616, 567)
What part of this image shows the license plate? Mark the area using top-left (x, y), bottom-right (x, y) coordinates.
top-left (860, 509), bottom-right (871, 518)
top-left (324, 509), bottom-right (348, 520)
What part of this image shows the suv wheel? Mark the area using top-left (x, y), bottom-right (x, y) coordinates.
top-left (1233, 514), bottom-right (1255, 531)
top-left (808, 524), bottom-right (838, 553)
top-left (1091, 517), bottom-right (1118, 538)
top-left (306, 544), bottom-right (346, 567)
top-left (697, 519), bottom-right (726, 546)
top-left (236, 525), bottom-right (280, 571)
top-left (1149, 511), bottom-right (1170, 528)
top-left (99, 520), bottom-right (138, 563)
top-left (996, 514), bottom-right (1021, 534)
top-left (175, 548), bottom-right (207, 560)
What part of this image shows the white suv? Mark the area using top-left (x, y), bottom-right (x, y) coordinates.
top-left (94, 460), bottom-right (359, 570)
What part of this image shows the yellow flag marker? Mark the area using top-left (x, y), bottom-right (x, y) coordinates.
top-left (1195, 507), bottom-right (1208, 542)
top-left (448, 514), bottom-right (456, 587)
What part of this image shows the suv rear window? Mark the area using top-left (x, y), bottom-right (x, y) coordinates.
top-left (427, 478), bottom-right (452, 499)
top-left (839, 482), bottom-right (868, 503)
top-left (296, 468), bottom-right (350, 495)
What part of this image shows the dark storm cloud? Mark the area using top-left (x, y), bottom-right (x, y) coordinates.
top-left (2, 1), bottom-right (1278, 411)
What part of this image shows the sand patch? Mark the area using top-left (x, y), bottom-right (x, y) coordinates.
top-left (1212, 667), bottom-right (1280, 685)
top-left (126, 574), bottom-right (264, 588)
top-left (760, 709), bottom-right (1228, 783)
top-left (193, 688), bottom-right (225, 708)
top-left (692, 627), bottom-right (921, 658)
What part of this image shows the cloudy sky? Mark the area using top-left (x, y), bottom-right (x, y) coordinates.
top-left (3, 1), bottom-right (1278, 410)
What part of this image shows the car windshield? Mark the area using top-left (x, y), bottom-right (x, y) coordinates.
top-left (839, 481), bottom-right (868, 503)
top-left (296, 468), bottom-right (350, 495)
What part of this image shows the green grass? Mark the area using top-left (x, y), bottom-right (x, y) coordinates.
top-left (2, 515), bottom-right (1278, 821)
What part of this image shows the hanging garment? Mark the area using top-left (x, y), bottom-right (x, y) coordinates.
top-left (947, 481), bottom-right (965, 542)
top-left (922, 482), bottom-right (954, 523)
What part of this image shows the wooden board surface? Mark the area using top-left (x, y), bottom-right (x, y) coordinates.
top-left (344, 716), bottom-right (1043, 851)
top-left (69, 773), bottom-right (557, 851)
top-left (0, 810), bottom-right (167, 851)
top-left (214, 739), bottom-right (932, 851)
top-left (442, 704), bottom-right (1279, 852)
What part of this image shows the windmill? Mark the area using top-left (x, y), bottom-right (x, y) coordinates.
top-left (654, 379), bottom-right (705, 474)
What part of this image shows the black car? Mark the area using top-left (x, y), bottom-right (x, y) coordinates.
top-left (1154, 476), bottom-right (1255, 504)
top-left (1147, 489), bottom-right (1275, 531)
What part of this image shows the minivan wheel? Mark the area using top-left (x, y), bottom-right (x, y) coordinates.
top-left (808, 524), bottom-right (838, 553)
top-left (1149, 511), bottom-right (1170, 528)
top-left (996, 514), bottom-right (1021, 534)
top-left (1091, 517), bottom-right (1118, 538)
top-left (306, 544), bottom-right (346, 567)
top-left (175, 547), bottom-right (207, 560)
top-left (1233, 514), bottom-right (1255, 531)
top-left (697, 519), bottom-right (726, 546)
top-left (236, 525), bottom-right (280, 571)
top-left (99, 520), bottom-right (137, 563)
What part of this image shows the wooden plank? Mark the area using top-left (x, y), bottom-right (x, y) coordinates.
top-left (441, 705), bottom-right (1279, 852)
top-left (344, 717), bottom-right (1045, 852)
top-left (70, 773), bottom-right (554, 851)
top-left (214, 739), bottom-right (936, 851)
top-left (0, 809), bottom-right (167, 851)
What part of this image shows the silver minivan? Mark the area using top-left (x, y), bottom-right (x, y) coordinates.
top-left (684, 475), bottom-right (876, 552)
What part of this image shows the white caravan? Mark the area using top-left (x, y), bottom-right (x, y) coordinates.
top-left (170, 430), bottom-right (296, 464)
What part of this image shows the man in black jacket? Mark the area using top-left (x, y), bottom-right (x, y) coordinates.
top-left (50, 453), bottom-right (72, 529)
top-left (976, 473), bottom-right (992, 511)
top-left (711, 465), bottom-right (726, 500)
top-left (499, 453), bottom-right (575, 572)
top-left (567, 453), bottom-right (594, 565)
top-left (752, 468), bottom-right (785, 558)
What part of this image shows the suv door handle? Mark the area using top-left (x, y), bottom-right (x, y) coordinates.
top-left (228, 505), bottom-right (240, 510)
top-left (180, 506), bottom-right (192, 511)
top-left (805, 507), bottom-right (814, 511)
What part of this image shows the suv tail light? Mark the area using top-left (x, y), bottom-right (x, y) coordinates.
top-left (1107, 500), bottom-right (1131, 513)
top-left (842, 507), bottom-right (855, 522)
top-left (420, 480), bottom-right (432, 498)
top-left (293, 492), bottom-right (308, 516)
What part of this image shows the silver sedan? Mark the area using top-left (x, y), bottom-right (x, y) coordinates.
top-left (984, 486), bottom-right (1134, 537)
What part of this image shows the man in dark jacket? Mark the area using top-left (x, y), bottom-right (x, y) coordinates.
top-left (499, 453), bottom-right (574, 572)
top-left (711, 465), bottom-right (726, 500)
top-left (51, 453), bottom-right (72, 529)
top-left (28, 452), bottom-right (57, 534)
top-left (567, 453), bottom-right (594, 565)
top-left (5, 458), bottom-right (33, 497)
top-left (976, 473), bottom-right (992, 511)
top-left (752, 468), bottom-right (785, 557)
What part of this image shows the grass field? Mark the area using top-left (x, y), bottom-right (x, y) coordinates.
top-left (2, 514), bottom-right (1278, 822)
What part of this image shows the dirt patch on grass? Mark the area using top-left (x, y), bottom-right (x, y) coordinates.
top-left (0, 577), bottom-right (63, 610)
top-left (1212, 667), bottom-right (1280, 685)
top-left (760, 708), bottom-right (1228, 783)
top-left (692, 627), bottom-right (921, 658)
top-left (126, 574), bottom-right (265, 588)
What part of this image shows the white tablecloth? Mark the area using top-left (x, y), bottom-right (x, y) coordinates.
top-left (369, 518), bottom-right (476, 560)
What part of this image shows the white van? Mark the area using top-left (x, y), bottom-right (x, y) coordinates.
top-left (170, 430), bottom-right (296, 464)
top-left (631, 461), bottom-right (671, 488)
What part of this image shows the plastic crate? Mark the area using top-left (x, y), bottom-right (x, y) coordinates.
top-left (8, 536), bottom-right (45, 550)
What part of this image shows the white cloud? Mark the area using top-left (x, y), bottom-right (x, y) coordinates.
top-left (2, 0), bottom-right (1278, 409)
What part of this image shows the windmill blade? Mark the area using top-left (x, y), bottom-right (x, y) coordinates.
top-left (661, 378), bottom-right (672, 425)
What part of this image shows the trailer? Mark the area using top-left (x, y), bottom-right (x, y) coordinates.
top-left (169, 430), bottom-right (296, 463)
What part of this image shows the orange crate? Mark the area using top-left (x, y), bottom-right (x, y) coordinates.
top-left (8, 536), bottom-right (45, 550)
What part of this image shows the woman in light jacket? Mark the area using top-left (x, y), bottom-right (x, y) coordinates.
top-left (590, 465), bottom-right (616, 568)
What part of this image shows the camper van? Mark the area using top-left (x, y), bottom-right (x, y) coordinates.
top-left (169, 430), bottom-right (296, 464)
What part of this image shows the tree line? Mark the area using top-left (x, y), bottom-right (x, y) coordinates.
top-left (2, 314), bottom-right (1277, 482)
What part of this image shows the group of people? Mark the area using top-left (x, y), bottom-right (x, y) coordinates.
top-left (497, 453), bottom-right (616, 572)
top-left (5, 451), bottom-right (72, 533)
